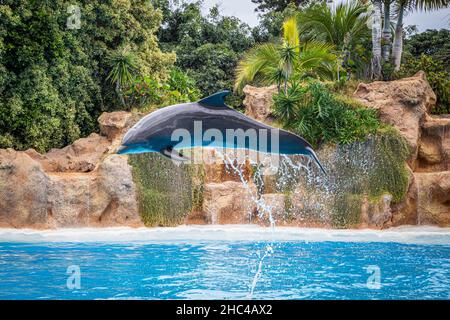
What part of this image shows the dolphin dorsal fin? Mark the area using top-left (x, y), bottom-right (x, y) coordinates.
top-left (198, 90), bottom-right (231, 108)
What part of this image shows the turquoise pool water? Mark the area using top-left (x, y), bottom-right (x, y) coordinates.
top-left (0, 227), bottom-right (449, 300)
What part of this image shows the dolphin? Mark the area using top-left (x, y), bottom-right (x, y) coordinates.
top-left (117, 90), bottom-right (326, 174)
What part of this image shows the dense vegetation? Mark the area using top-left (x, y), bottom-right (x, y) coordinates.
top-left (395, 54), bottom-right (450, 113)
top-left (153, 1), bottom-right (255, 105)
top-left (129, 153), bottom-right (197, 226)
top-left (0, 0), bottom-right (178, 152)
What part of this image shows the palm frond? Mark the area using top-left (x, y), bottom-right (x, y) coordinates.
top-left (234, 43), bottom-right (280, 92)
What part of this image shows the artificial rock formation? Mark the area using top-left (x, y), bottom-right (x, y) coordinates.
top-left (354, 71), bottom-right (436, 167)
top-left (415, 171), bottom-right (450, 225)
top-left (241, 72), bottom-right (448, 228)
top-left (243, 85), bottom-right (279, 123)
top-left (353, 71), bottom-right (449, 227)
top-left (0, 112), bottom-right (143, 228)
top-left (201, 181), bottom-right (257, 224)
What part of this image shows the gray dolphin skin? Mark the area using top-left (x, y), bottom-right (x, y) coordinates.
top-left (117, 90), bottom-right (326, 174)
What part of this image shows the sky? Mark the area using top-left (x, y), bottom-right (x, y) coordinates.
top-left (202, 0), bottom-right (450, 32)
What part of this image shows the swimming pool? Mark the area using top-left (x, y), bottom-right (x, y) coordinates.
top-left (0, 226), bottom-right (449, 299)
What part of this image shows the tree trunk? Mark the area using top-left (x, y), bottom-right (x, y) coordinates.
top-left (381, 0), bottom-right (392, 61)
top-left (116, 81), bottom-right (126, 108)
top-left (371, 0), bottom-right (382, 79)
top-left (392, 5), bottom-right (404, 71)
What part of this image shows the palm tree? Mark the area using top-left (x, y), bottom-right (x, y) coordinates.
top-left (381, 0), bottom-right (394, 61)
top-left (371, 0), bottom-right (383, 78)
top-left (106, 48), bottom-right (139, 107)
top-left (234, 16), bottom-right (336, 93)
top-left (295, 1), bottom-right (371, 79)
top-left (392, 0), bottom-right (450, 70)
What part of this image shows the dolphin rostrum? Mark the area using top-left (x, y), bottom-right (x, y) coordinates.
top-left (117, 90), bottom-right (326, 174)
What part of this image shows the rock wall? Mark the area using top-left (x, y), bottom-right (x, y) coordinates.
top-left (0, 113), bottom-right (143, 228)
top-left (353, 71), bottom-right (449, 227)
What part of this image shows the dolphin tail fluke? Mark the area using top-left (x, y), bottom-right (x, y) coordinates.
top-left (305, 147), bottom-right (326, 175)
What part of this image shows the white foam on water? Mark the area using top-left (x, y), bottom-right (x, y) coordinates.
top-left (0, 225), bottom-right (449, 244)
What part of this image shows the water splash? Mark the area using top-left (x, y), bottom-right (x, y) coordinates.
top-left (215, 149), bottom-right (328, 297)
top-left (209, 139), bottom-right (396, 296)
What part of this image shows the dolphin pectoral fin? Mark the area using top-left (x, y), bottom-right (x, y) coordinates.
top-left (305, 147), bottom-right (326, 175)
top-left (198, 90), bottom-right (231, 108)
top-left (160, 146), bottom-right (190, 162)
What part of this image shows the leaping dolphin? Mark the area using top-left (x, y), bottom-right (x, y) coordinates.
top-left (117, 90), bottom-right (326, 174)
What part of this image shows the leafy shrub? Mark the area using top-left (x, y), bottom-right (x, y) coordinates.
top-left (395, 54), bottom-right (450, 114)
top-left (381, 61), bottom-right (395, 81)
top-left (273, 80), bottom-right (380, 147)
top-left (123, 68), bottom-right (201, 110)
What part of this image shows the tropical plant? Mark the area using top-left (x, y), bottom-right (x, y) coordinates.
top-left (273, 80), bottom-right (380, 146)
top-left (392, 0), bottom-right (450, 70)
top-left (296, 1), bottom-right (371, 79)
top-left (370, 0), bottom-right (383, 79)
top-left (107, 49), bottom-right (140, 107)
top-left (273, 81), bottom-right (303, 122)
top-left (234, 16), bottom-right (336, 92)
top-left (381, 0), bottom-right (393, 61)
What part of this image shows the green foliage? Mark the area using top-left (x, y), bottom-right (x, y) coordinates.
top-left (235, 16), bottom-right (336, 92)
top-left (154, 1), bottom-right (255, 105)
top-left (331, 194), bottom-right (363, 228)
top-left (251, 0), bottom-right (310, 12)
top-left (296, 1), bottom-right (371, 79)
top-left (107, 48), bottom-right (140, 107)
top-left (129, 153), bottom-right (198, 226)
top-left (123, 68), bottom-right (200, 110)
top-left (273, 81), bottom-right (380, 147)
top-left (381, 61), bottom-right (395, 81)
top-left (366, 128), bottom-right (411, 202)
top-left (0, 0), bottom-right (174, 152)
top-left (395, 54), bottom-right (450, 114)
top-left (252, 3), bottom-right (299, 42)
top-left (178, 43), bottom-right (239, 96)
top-left (403, 29), bottom-right (450, 68)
